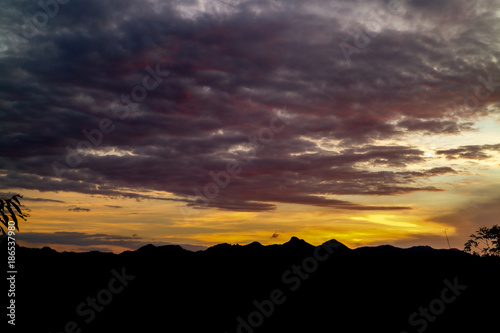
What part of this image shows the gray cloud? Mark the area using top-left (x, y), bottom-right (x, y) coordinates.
top-left (23, 197), bottom-right (65, 203)
top-left (68, 207), bottom-right (90, 212)
top-left (436, 144), bottom-right (500, 160)
top-left (397, 119), bottom-right (475, 135)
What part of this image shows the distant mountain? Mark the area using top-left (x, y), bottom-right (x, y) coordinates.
top-left (3, 236), bottom-right (499, 333)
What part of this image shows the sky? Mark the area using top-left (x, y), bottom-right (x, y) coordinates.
top-left (1, 0), bottom-right (499, 253)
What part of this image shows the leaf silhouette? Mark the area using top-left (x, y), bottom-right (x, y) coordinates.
top-left (11, 194), bottom-right (22, 206)
top-left (0, 194), bottom-right (27, 233)
top-left (6, 203), bottom-right (19, 230)
top-left (0, 210), bottom-right (8, 228)
top-left (11, 201), bottom-right (22, 215)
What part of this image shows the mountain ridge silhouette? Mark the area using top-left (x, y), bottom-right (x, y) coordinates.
top-left (3, 236), bottom-right (499, 332)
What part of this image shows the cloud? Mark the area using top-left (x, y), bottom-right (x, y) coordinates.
top-left (0, 193), bottom-right (64, 203)
top-left (436, 144), bottom-right (500, 160)
top-left (1, 0), bottom-right (499, 213)
top-left (424, 167), bottom-right (457, 175)
top-left (16, 231), bottom-right (207, 252)
top-left (23, 197), bottom-right (65, 203)
top-left (68, 207), bottom-right (91, 212)
top-left (397, 119), bottom-right (475, 135)
top-left (104, 205), bottom-right (123, 209)
top-left (428, 193), bottom-right (500, 247)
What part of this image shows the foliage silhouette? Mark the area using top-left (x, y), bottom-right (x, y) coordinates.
top-left (464, 224), bottom-right (500, 257)
top-left (12, 238), bottom-right (500, 333)
top-left (0, 194), bottom-right (29, 235)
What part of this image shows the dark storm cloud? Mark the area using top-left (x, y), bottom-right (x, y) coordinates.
top-left (1, 0), bottom-right (499, 211)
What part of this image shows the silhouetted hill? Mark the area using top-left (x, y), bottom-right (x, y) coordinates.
top-left (3, 237), bottom-right (500, 332)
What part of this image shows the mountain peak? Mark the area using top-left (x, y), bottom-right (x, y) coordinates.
top-left (283, 236), bottom-right (314, 250)
top-left (321, 238), bottom-right (350, 251)
top-left (136, 244), bottom-right (156, 252)
top-left (286, 236), bottom-right (304, 244)
top-left (245, 241), bottom-right (263, 248)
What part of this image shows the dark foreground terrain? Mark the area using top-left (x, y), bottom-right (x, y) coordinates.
top-left (4, 237), bottom-right (500, 332)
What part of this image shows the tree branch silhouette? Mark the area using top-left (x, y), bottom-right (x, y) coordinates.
top-left (464, 225), bottom-right (500, 257)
